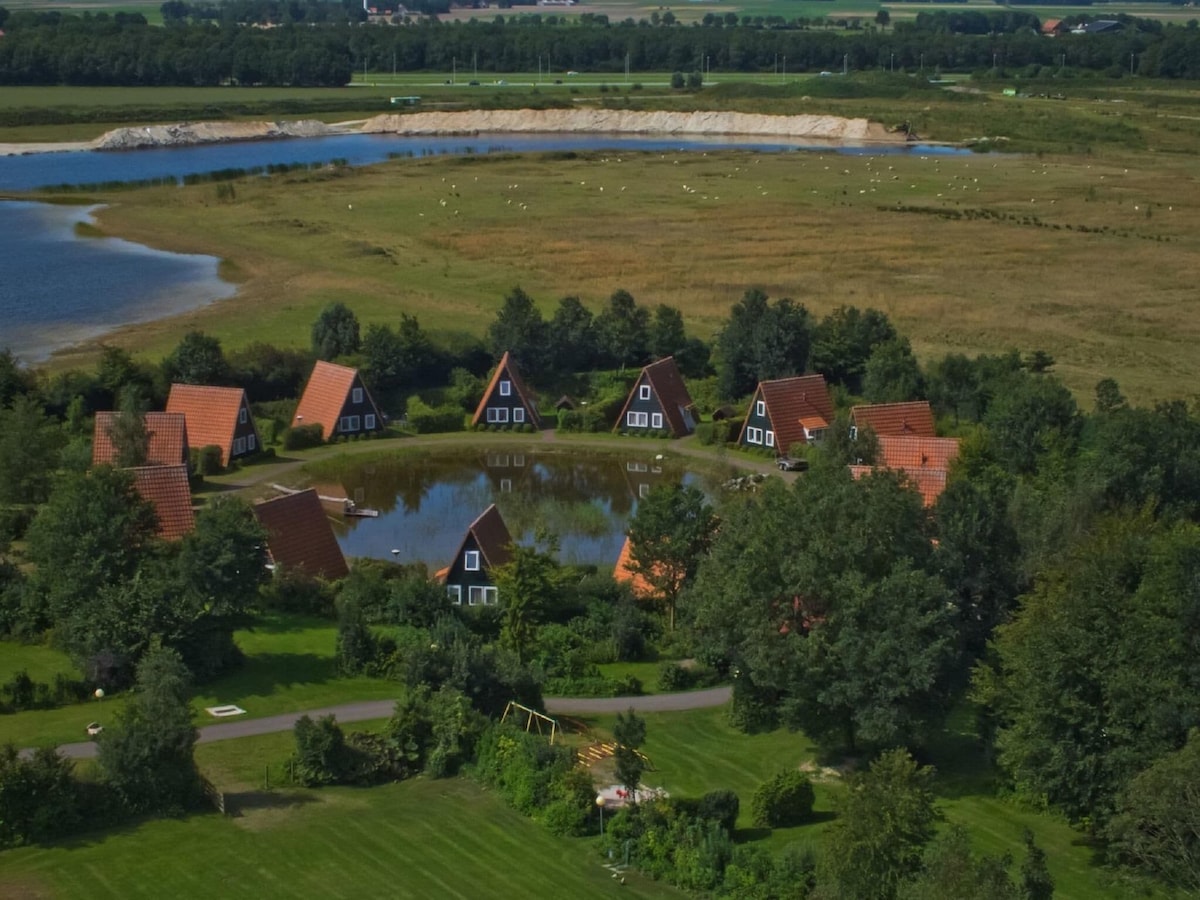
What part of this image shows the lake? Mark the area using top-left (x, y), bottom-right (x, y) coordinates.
top-left (0, 201), bottom-right (234, 362)
top-left (308, 447), bottom-right (716, 569)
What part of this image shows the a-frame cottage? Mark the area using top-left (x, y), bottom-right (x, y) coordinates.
top-left (472, 351), bottom-right (541, 430)
top-left (849, 401), bottom-right (936, 439)
top-left (253, 489), bottom-right (349, 580)
top-left (739, 374), bottom-right (835, 455)
top-left (128, 465), bottom-right (196, 541)
top-left (292, 360), bottom-right (384, 441)
top-left (92, 411), bottom-right (189, 468)
top-left (437, 504), bottom-right (512, 607)
top-left (166, 384), bottom-right (260, 467)
top-left (614, 356), bottom-right (696, 438)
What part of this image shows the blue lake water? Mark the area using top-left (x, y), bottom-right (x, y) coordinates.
top-left (0, 131), bottom-right (970, 193)
top-left (0, 201), bottom-right (234, 362)
top-left (323, 448), bottom-right (712, 568)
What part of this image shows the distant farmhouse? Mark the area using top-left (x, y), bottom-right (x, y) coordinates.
top-left (92, 411), bottom-right (189, 468)
top-left (437, 504), bottom-right (512, 607)
top-left (166, 384), bottom-right (260, 467)
top-left (293, 360), bottom-right (385, 441)
top-left (739, 374), bottom-right (834, 455)
top-left (850, 435), bottom-right (961, 507)
top-left (472, 351), bottom-right (541, 430)
top-left (253, 489), bottom-right (349, 580)
top-left (615, 356), bottom-right (697, 438)
top-left (128, 464), bottom-right (195, 541)
top-left (849, 400), bottom-right (936, 440)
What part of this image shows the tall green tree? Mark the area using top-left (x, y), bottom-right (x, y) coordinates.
top-left (97, 646), bottom-right (200, 815)
top-left (1018, 828), bottom-right (1054, 900)
top-left (163, 330), bottom-right (230, 385)
top-left (0, 395), bottom-right (63, 505)
top-left (613, 708), bottom-right (647, 799)
top-left (311, 301), bottom-right (362, 360)
top-left (715, 288), bottom-right (811, 400)
top-left (596, 288), bottom-right (649, 371)
top-left (810, 305), bottom-right (896, 394)
top-left (0, 744), bottom-right (80, 849)
top-left (819, 749), bottom-right (941, 900)
top-left (863, 336), bottom-right (925, 404)
top-left (493, 544), bottom-right (563, 665)
top-left (548, 295), bottom-right (599, 375)
top-left (898, 826), bottom-right (1019, 900)
top-left (107, 387), bottom-right (150, 469)
top-left (626, 482), bottom-right (717, 632)
top-left (487, 286), bottom-right (547, 372)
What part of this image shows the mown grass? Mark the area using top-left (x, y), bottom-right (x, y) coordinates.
top-left (0, 774), bottom-right (681, 899)
top-left (0, 640), bottom-right (78, 684)
top-left (63, 141), bottom-right (1200, 405)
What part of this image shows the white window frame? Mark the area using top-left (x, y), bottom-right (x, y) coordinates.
top-left (239, 407), bottom-right (248, 424)
top-left (352, 387), bottom-right (363, 404)
top-left (248, 434), bottom-right (257, 451)
top-left (499, 380), bottom-right (511, 397)
top-left (756, 400), bottom-right (765, 418)
top-left (364, 414), bottom-right (376, 430)
top-left (468, 586), bottom-right (483, 606)
top-left (487, 407), bottom-right (510, 424)
top-left (639, 483), bottom-right (651, 499)
top-left (651, 412), bottom-right (663, 430)
top-left (484, 586), bottom-right (498, 606)
top-left (232, 436), bottom-right (247, 456)
top-left (500, 478), bottom-right (512, 493)
top-left (638, 384), bottom-right (651, 401)
top-left (746, 426), bottom-right (762, 445)
top-left (849, 425), bottom-right (859, 441)
top-left (447, 585), bottom-right (462, 605)
top-left (766, 430), bottom-right (775, 448)
top-left (626, 411), bottom-right (648, 428)
top-left (464, 550), bottom-right (481, 571)
top-left (513, 454), bottom-right (525, 467)
top-left (513, 407), bottom-right (525, 424)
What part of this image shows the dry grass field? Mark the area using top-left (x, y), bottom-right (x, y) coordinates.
top-left (71, 143), bottom-right (1200, 405)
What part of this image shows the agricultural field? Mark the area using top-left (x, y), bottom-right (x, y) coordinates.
top-left (57, 128), bottom-right (1200, 405)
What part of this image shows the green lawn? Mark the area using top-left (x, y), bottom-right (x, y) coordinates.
top-left (0, 640), bottom-right (78, 684)
top-left (0, 775), bottom-right (681, 899)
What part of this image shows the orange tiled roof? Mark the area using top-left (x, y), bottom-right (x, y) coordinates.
top-left (93, 411), bottom-right (188, 468)
top-left (253, 489), bottom-right (349, 580)
top-left (293, 360), bottom-right (363, 440)
top-left (849, 435), bottom-right (960, 506)
top-left (166, 384), bottom-right (251, 466)
top-left (128, 464), bottom-right (195, 541)
top-left (742, 374), bottom-right (834, 453)
top-left (471, 351), bottom-right (541, 428)
top-left (613, 536), bottom-right (659, 600)
top-left (850, 401), bottom-right (936, 438)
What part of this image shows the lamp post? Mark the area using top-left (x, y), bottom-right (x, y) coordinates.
top-left (596, 794), bottom-right (607, 836)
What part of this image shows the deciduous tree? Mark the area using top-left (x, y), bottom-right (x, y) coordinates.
top-left (311, 301), bottom-right (361, 360)
top-left (627, 482), bottom-right (716, 631)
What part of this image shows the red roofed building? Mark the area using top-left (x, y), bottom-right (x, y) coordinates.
top-left (849, 435), bottom-right (961, 507)
top-left (614, 357), bottom-right (696, 438)
top-left (128, 464), bottom-right (195, 541)
top-left (738, 374), bottom-right (834, 455)
top-left (472, 351), bottom-right (541, 429)
top-left (93, 411), bottom-right (189, 468)
top-left (438, 504), bottom-right (513, 606)
top-left (253, 489), bottom-right (349, 580)
top-left (166, 384), bottom-right (260, 467)
top-left (292, 360), bottom-right (384, 441)
top-left (850, 400), bottom-right (936, 439)
top-left (612, 535), bottom-right (685, 602)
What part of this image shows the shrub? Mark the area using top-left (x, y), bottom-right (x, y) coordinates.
top-left (698, 789), bottom-right (740, 834)
top-left (658, 661), bottom-right (692, 691)
top-left (192, 444), bottom-right (223, 475)
top-left (282, 423), bottom-right (324, 450)
top-left (405, 396), bottom-right (463, 434)
top-left (751, 770), bottom-right (815, 828)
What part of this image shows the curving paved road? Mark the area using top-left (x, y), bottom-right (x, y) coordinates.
top-left (40, 687), bottom-right (732, 760)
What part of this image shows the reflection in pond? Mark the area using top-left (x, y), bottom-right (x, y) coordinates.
top-left (310, 448), bottom-right (713, 569)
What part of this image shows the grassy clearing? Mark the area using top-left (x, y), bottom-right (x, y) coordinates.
top-left (0, 640), bottom-right (78, 684)
top-left (0, 773), bottom-right (681, 899)
top-left (66, 142), bottom-right (1200, 405)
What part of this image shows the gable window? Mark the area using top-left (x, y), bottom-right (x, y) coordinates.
top-left (756, 400), bottom-right (766, 418)
top-left (248, 434), bottom-right (257, 451)
top-left (513, 407), bottom-right (525, 424)
top-left (627, 411), bottom-right (648, 428)
top-left (464, 550), bottom-right (481, 571)
top-left (365, 414), bottom-right (376, 430)
top-left (468, 586), bottom-right (483, 606)
top-left (483, 586), bottom-right (498, 606)
top-left (487, 407), bottom-right (510, 424)
top-left (745, 427), bottom-right (763, 445)
top-left (499, 380), bottom-right (511, 397)
top-left (639, 483), bottom-right (651, 499)
top-left (447, 585), bottom-right (462, 605)
top-left (638, 384), bottom-right (651, 401)
top-left (239, 407), bottom-right (248, 424)
top-left (339, 415), bottom-right (361, 433)
top-left (233, 436), bottom-right (247, 456)
top-left (513, 454), bottom-right (525, 467)
top-left (651, 412), bottom-right (663, 430)
top-left (500, 478), bottom-right (512, 493)
top-left (766, 430), bottom-right (775, 448)
top-left (352, 387), bottom-right (363, 404)
top-left (849, 426), bottom-right (859, 441)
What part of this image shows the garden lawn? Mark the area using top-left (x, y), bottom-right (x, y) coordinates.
top-left (0, 776), bottom-right (682, 900)
top-left (0, 640), bottom-right (78, 684)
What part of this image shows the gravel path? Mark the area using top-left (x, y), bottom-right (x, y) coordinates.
top-left (40, 688), bottom-right (731, 760)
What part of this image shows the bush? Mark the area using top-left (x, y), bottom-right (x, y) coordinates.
top-left (405, 395), bottom-right (464, 434)
top-left (282, 423), bottom-right (324, 450)
top-left (658, 661), bottom-right (692, 691)
top-left (192, 444), bottom-right (223, 475)
top-left (751, 770), bottom-right (815, 828)
top-left (698, 789), bottom-right (740, 834)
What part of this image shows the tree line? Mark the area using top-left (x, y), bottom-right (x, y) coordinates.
top-left (4, 7), bottom-right (1200, 85)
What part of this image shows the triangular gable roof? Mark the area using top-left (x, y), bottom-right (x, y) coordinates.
top-left (471, 351), bottom-right (541, 428)
top-left (253, 489), bottom-right (349, 580)
top-left (741, 374), bottom-right (834, 451)
top-left (166, 384), bottom-right (254, 465)
top-left (447, 504), bottom-right (513, 575)
top-left (128, 464), bottom-right (195, 541)
top-left (849, 436), bottom-right (960, 507)
top-left (850, 400), bottom-right (936, 438)
top-left (292, 360), bottom-right (378, 440)
top-left (614, 357), bottom-right (695, 437)
top-left (93, 411), bottom-right (189, 468)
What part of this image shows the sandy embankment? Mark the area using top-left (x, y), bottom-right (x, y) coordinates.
top-left (0, 108), bottom-right (900, 157)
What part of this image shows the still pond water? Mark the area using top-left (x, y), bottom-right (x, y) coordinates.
top-left (315, 447), bottom-right (715, 569)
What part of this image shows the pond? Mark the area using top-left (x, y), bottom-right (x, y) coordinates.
top-left (304, 446), bottom-right (720, 570)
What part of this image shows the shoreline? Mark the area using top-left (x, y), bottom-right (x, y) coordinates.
top-left (0, 108), bottom-right (908, 157)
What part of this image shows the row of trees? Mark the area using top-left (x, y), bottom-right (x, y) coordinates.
top-left (2, 10), bottom-right (1200, 85)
